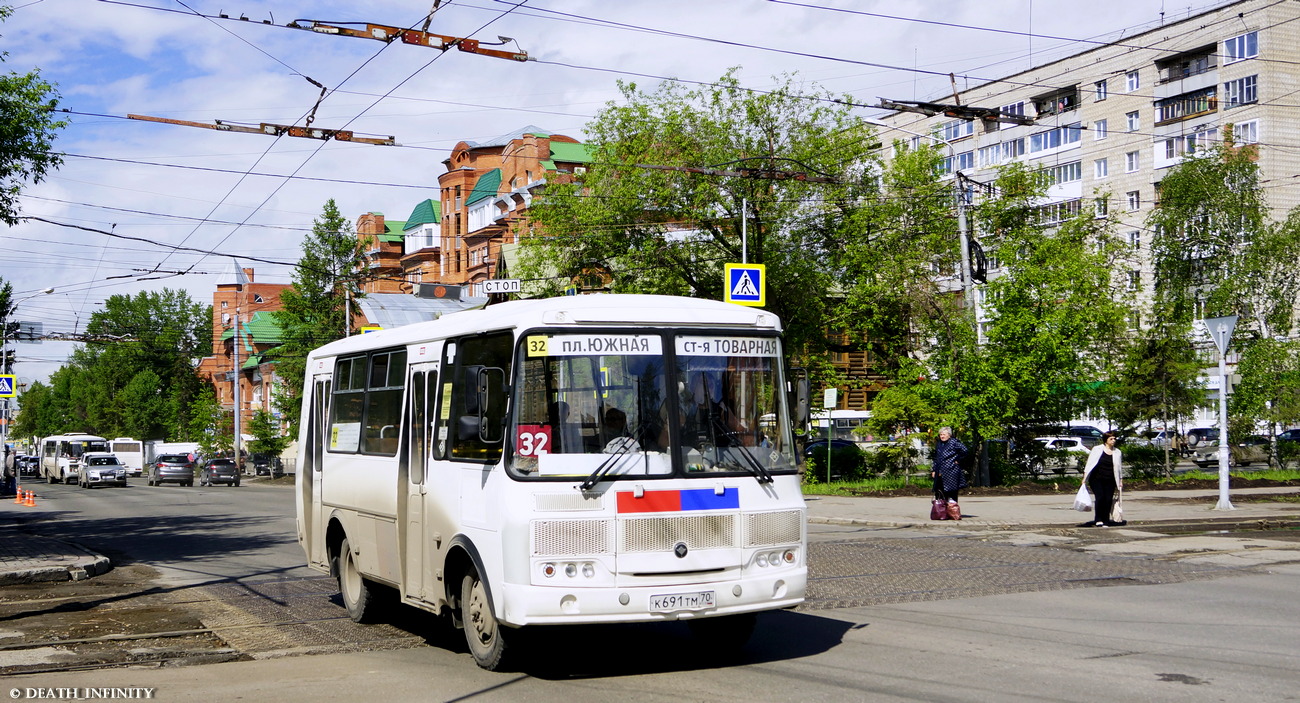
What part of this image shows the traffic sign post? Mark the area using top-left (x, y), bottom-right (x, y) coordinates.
top-left (724, 263), bottom-right (765, 307)
top-left (1204, 315), bottom-right (1237, 511)
top-left (481, 279), bottom-right (521, 295)
top-left (0, 376), bottom-right (15, 398)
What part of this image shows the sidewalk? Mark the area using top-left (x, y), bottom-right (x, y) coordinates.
top-left (3, 485), bottom-right (1299, 586)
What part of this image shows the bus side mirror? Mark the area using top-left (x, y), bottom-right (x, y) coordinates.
top-left (477, 367), bottom-right (508, 444)
top-left (789, 368), bottom-right (810, 431)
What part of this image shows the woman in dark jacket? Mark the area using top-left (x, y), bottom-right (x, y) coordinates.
top-left (931, 427), bottom-right (969, 518)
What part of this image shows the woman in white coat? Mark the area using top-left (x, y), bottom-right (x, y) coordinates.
top-left (1082, 432), bottom-right (1124, 526)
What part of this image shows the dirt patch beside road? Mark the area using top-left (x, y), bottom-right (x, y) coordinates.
top-left (0, 563), bottom-right (239, 675)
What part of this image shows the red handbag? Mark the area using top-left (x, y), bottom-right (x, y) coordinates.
top-left (930, 498), bottom-right (950, 520)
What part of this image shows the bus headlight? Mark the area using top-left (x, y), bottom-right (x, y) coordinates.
top-left (564, 563), bottom-right (577, 578)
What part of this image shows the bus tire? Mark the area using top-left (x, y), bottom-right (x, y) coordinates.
top-left (461, 567), bottom-right (509, 670)
top-left (688, 612), bottom-right (757, 655)
top-left (337, 537), bottom-right (381, 624)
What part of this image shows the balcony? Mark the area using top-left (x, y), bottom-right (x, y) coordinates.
top-left (1155, 89), bottom-right (1217, 126)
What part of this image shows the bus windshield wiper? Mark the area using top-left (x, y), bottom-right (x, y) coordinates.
top-left (726, 445), bottom-right (774, 484)
top-left (580, 440), bottom-right (636, 491)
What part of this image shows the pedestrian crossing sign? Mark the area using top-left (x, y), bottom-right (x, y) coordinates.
top-left (724, 263), bottom-right (765, 307)
top-left (0, 375), bottom-right (14, 398)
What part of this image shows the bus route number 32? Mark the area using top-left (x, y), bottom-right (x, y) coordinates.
top-left (516, 425), bottom-right (553, 456)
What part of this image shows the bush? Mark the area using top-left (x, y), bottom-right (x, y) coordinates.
top-left (1278, 441), bottom-right (1300, 470)
top-left (805, 444), bottom-right (866, 482)
top-left (1121, 444), bottom-right (1168, 479)
top-left (864, 443), bottom-right (917, 476)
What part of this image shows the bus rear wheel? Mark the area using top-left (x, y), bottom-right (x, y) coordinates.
top-left (336, 537), bottom-right (382, 623)
top-left (461, 568), bottom-right (510, 670)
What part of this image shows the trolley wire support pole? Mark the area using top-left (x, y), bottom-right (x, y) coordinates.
top-left (288, 21), bottom-right (533, 62)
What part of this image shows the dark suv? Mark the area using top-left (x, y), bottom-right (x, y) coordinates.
top-left (149, 454), bottom-right (195, 487)
top-left (200, 458), bottom-right (240, 487)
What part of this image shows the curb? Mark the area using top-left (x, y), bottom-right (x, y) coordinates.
top-left (0, 536), bottom-right (113, 586)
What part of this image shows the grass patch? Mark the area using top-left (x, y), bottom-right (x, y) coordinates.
top-left (802, 474), bottom-right (916, 495)
top-left (1152, 468), bottom-right (1300, 485)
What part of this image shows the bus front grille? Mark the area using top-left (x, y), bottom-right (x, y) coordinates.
top-left (532, 519), bottom-right (610, 556)
top-left (744, 510), bottom-right (803, 547)
top-left (620, 514), bottom-right (736, 552)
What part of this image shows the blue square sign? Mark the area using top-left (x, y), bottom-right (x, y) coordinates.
top-left (724, 264), bottom-right (765, 307)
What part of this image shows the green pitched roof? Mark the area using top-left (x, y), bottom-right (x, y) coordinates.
top-left (547, 141), bottom-right (592, 165)
top-left (221, 311), bottom-right (283, 351)
top-left (381, 220), bottom-right (407, 243)
top-left (403, 199), bottom-right (441, 230)
top-left (467, 168), bottom-right (502, 205)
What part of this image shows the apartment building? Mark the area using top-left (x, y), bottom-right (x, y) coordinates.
top-left (873, 0), bottom-right (1296, 426)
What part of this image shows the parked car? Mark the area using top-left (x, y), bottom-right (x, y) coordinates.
top-left (1185, 427), bottom-right (1220, 448)
top-left (78, 452), bottom-right (128, 488)
top-left (1029, 436), bottom-right (1090, 475)
top-left (1063, 426), bottom-right (1104, 448)
top-left (149, 454), bottom-right (196, 487)
top-left (1277, 428), bottom-right (1300, 444)
top-left (252, 454), bottom-right (284, 478)
top-left (802, 438), bottom-right (860, 459)
top-left (1129, 429), bottom-right (1178, 449)
top-left (199, 457), bottom-right (241, 487)
top-left (1193, 435), bottom-right (1270, 468)
top-left (17, 455), bottom-right (40, 477)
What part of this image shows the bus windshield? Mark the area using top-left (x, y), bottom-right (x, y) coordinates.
top-left (508, 331), bottom-right (797, 480)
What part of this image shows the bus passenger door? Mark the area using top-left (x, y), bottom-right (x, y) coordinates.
top-left (305, 375), bottom-right (331, 569)
top-left (405, 363), bottom-right (438, 601)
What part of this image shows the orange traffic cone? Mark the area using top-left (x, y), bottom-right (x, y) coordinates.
top-left (23, 490), bottom-right (36, 507)
top-left (13, 486), bottom-right (22, 504)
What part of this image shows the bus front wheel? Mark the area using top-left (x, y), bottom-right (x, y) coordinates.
top-left (337, 537), bottom-right (380, 624)
top-left (461, 568), bottom-right (510, 670)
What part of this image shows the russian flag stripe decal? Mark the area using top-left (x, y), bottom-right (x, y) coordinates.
top-left (617, 488), bottom-right (738, 513)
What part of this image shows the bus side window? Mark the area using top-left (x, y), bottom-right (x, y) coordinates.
top-left (448, 332), bottom-right (513, 462)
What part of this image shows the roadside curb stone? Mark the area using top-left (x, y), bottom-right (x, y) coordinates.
top-left (0, 522), bottom-right (113, 585)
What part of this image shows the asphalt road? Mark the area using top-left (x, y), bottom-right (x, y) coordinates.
top-left (5, 478), bottom-right (1300, 701)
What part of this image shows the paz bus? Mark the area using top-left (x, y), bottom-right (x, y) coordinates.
top-left (296, 294), bottom-right (809, 669)
top-left (40, 433), bottom-right (109, 484)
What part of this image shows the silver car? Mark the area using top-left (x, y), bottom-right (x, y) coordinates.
top-left (79, 452), bottom-right (128, 488)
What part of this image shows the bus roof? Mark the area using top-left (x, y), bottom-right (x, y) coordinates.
top-left (307, 294), bottom-right (783, 361)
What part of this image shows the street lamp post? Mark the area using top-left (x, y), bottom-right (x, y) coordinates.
top-left (1, 287), bottom-right (54, 452)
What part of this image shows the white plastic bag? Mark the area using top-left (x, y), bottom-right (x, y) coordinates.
top-left (1072, 484), bottom-right (1093, 512)
top-left (1113, 497), bottom-right (1124, 522)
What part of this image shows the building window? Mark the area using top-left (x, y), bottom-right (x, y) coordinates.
top-left (253, 294), bottom-right (264, 304)
top-left (221, 301), bottom-right (228, 309)
top-left (939, 151), bottom-right (975, 174)
top-left (1128, 230), bottom-right (1141, 248)
top-left (221, 313), bottom-right (230, 326)
top-left (1126, 111), bottom-right (1140, 131)
top-left (941, 119), bottom-right (974, 141)
top-left (1095, 197), bottom-right (1109, 218)
top-left (978, 144), bottom-right (1003, 168)
top-left (1128, 312), bottom-right (1142, 331)
top-left (1233, 119), bottom-right (1260, 144)
top-left (1001, 138), bottom-right (1025, 161)
top-left (1094, 79), bottom-right (1108, 101)
top-left (1092, 119), bottom-right (1107, 140)
top-left (1036, 199), bottom-right (1082, 225)
top-left (1224, 75), bottom-right (1258, 108)
top-left (1127, 270), bottom-right (1140, 291)
top-left (1127, 190), bottom-right (1141, 211)
top-left (1125, 151), bottom-right (1140, 173)
top-left (1125, 70), bottom-right (1140, 92)
top-left (1001, 101), bottom-right (1026, 117)
top-left (1224, 31), bottom-right (1258, 63)
top-left (1043, 161), bottom-right (1082, 185)
top-left (1094, 158), bottom-right (1109, 178)
top-left (1027, 123), bottom-right (1082, 153)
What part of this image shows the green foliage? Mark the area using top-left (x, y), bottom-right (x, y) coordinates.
top-left (521, 69), bottom-right (877, 383)
top-left (246, 409), bottom-right (290, 458)
top-left (11, 288), bottom-right (209, 440)
top-left (803, 443), bottom-right (866, 482)
top-left (187, 386), bottom-right (231, 458)
top-left (1120, 444), bottom-right (1167, 480)
top-left (273, 199), bottom-right (366, 434)
top-left (1106, 323), bottom-right (1205, 431)
top-left (865, 363), bottom-right (941, 438)
top-left (863, 443), bottom-right (917, 476)
top-left (1231, 338), bottom-right (1300, 437)
top-left (0, 7), bottom-right (67, 226)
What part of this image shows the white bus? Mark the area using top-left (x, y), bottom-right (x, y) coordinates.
top-left (110, 437), bottom-right (145, 477)
top-left (297, 294), bottom-right (809, 670)
top-left (40, 433), bottom-right (109, 484)
top-left (811, 409), bottom-right (873, 442)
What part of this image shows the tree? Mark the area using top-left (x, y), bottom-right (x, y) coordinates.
top-left (14, 289), bottom-right (210, 439)
top-left (1148, 140), bottom-right (1300, 445)
top-left (246, 409), bottom-right (290, 459)
top-left (187, 386), bottom-right (231, 458)
top-left (926, 163), bottom-right (1131, 446)
top-left (273, 199), bottom-right (367, 433)
top-left (0, 5), bottom-right (67, 225)
top-left (1106, 324), bottom-right (1205, 475)
top-left (521, 69), bottom-right (878, 370)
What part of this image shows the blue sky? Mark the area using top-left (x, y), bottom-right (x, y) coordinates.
top-left (1, 0), bottom-right (1226, 381)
